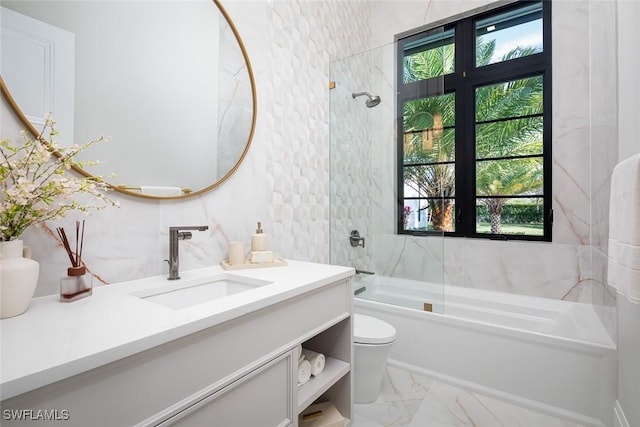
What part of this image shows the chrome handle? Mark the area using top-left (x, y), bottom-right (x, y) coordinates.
top-left (350, 230), bottom-right (365, 248)
top-left (177, 231), bottom-right (192, 241)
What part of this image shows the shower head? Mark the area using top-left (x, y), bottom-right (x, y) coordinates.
top-left (352, 91), bottom-right (381, 108)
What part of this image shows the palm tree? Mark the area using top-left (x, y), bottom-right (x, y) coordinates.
top-left (403, 99), bottom-right (456, 231)
top-left (475, 56), bottom-right (543, 233)
top-left (403, 41), bottom-right (543, 233)
top-left (475, 157), bottom-right (543, 233)
top-left (403, 41), bottom-right (456, 231)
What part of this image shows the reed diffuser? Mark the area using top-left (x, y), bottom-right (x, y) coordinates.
top-left (57, 220), bottom-right (92, 302)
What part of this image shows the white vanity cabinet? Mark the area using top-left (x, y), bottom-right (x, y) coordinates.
top-left (160, 350), bottom-right (295, 427)
top-left (1, 274), bottom-right (353, 427)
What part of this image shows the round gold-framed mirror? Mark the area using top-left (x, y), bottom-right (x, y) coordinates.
top-left (0, 0), bottom-right (256, 199)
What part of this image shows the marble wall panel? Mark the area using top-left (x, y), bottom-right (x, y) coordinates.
top-left (372, 234), bottom-right (445, 285)
top-left (588, 0), bottom-right (619, 340)
top-left (362, 0), bottom-right (618, 305)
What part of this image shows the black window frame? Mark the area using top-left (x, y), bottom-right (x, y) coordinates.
top-left (396, 0), bottom-right (552, 242)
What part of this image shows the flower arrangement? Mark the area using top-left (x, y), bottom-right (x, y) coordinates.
top-left (0, 116), bottom-right (118, 241)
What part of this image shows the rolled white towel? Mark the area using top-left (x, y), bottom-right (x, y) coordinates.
top-left (301, 348), bottom-right (325, 376)
top-left (296, 344), bottom-right (303, 359)
top-left (298, 359), bottom-right (312, 386)
top-left (140, 186), bottom-right (182, 196)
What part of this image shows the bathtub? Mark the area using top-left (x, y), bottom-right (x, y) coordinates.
top-left (354, 275), bottom-right (617, 427)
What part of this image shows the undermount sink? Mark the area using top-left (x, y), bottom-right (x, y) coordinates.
top-left (131, 274), bottom-right (273, 309)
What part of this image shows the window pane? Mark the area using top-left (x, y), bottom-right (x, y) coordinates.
top-left (476, 76), bottom-right (543, 122)
top-left (403, 198), bottom-right (456, 232)
top-left (476, 197), bottom-right (544, 236)
top-left (404, 182), bottom-right (420, 198)
top-left (404, 164), bottom-right (455, 198)
top-left (476, 116), bottom-right (543, 159)
top-left (405, 94), bottom-right (456, 128)
top-left (404, 28), bottom-right (455, 83)
top-left (476, 157), bottom-right (543, 197)
top-left (403, 93), bottom-right (456, 163)
top-left (475, 2), bottom-right (543, 67)
top-left (402, 199), bottom-right (427, 230)
top-left (404, 128), bottom-right (455, 163)
top-left (396, 0), bottom-right (550, 241)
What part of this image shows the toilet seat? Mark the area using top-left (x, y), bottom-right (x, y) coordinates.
top-left (354, 314), bottom-right (396, 345)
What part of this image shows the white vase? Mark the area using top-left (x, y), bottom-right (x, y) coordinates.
top-left (0, 240), bottom-right (39, 319)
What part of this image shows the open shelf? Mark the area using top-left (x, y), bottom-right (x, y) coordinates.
top-left (297, 356), bottom-right (350, 412)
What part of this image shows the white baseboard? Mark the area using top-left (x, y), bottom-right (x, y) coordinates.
top-left (387, 359), bottom-right (606, 427)
top-left (614, 401), bottom-right (630, 427)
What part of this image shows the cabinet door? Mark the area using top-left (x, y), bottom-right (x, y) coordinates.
top-left (162, 351), bottom-right (293, 427)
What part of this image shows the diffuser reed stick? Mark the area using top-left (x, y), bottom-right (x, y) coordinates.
top-left (58, 220), bottom-right (92, 302)
top-left (56, 220), bottom-right (86, 274)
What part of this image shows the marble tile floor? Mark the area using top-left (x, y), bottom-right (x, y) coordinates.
top-left (352, 365), bottom-right (587, 427)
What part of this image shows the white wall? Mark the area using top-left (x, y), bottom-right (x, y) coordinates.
top-left (617, 1), bottom-right (640, 163)
top-left (589, 0), bottom-right (620, 347)
top-left (615, 2), bottom-right (640, 426)
top-left (616, 299), bottom-right (640, 427)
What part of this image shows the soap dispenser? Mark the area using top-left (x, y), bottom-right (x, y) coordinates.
top-left (250, 222), bottom-right (273, 263)
top-left (251, 222), bottom-right (267, 252)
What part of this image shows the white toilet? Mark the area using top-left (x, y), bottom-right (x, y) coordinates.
top-left (353, 313), bottom-right (397, 404)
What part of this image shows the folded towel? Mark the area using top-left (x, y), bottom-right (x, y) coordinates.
top-left (608, 153), bottom-right (640, 303)
top-left (140, 186), bottom-right (182, 196)
top-left (302, 348), bottom-right (326, 376)
top-left (298, 359), bottom-right (312, 386)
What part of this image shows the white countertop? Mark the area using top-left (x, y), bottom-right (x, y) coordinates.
top-left (0, 260), bottom-right (354, 400)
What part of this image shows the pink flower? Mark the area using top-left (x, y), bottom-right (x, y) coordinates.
top-left (0, 117), bottom-right (117, 241)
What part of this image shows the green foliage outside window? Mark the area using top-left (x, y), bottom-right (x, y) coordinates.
top-left (403, 40), bottom-right (544, 235)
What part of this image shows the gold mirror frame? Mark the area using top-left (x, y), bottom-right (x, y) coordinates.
top-left (0, 0), bottom-right (257, 200)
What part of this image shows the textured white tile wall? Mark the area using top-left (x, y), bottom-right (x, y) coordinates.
top-left (329, 46), bottom-right (377, 271)
top-left (261, 0), bottom-right (373, 263)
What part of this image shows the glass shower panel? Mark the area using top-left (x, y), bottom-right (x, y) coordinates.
top-left (329, 31), bottom-right (445, 314)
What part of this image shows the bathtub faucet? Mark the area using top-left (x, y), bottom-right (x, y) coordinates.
top-left (355, 268), bottom-right (375, 275)
top-left (350, 230), bottom-right (365, 248)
